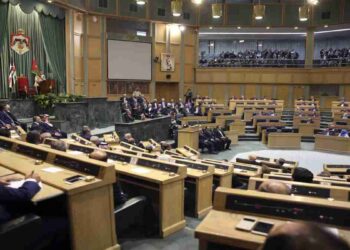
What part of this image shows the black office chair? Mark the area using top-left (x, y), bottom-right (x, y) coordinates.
top-left (114, 196), bottom-right (147, 236)
top-left (0, 214), bottom-right (42, 250)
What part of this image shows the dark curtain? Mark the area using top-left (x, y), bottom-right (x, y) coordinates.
top-left (0, 3), bottom-right (9, 98)
top-left (39, 14), bottom-right (66, 94)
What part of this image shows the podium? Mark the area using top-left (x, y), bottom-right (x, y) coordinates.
top-left (178, 126), bottom-right (200, 150)
top-left (39, 79), bottom-right (56, 94)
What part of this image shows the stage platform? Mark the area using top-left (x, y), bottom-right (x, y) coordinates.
top-left (115, 115), bottom-right (172, 141)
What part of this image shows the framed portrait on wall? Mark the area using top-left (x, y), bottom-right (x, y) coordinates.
top-left (161, 53), bottom-right (175, 72)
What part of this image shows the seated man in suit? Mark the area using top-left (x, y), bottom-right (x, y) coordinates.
top-left (339, 129), bottom-right (349, 138)
top-left (0, 171), bottom-right (41, 223)
top-left (213, 125), bottom-right (231, 150)
top-left (123, 133), bottom-right (137, 146)
top-left (89, 150), bottom-right (127, 206)
top-left (80, 125), bottom-right (92, 141)
top-left (26, 130), bottom-right (42, 145)
top-left (199, 128), bottom-right (216, 154)
top-left (30, 116), bottom-right (42, 132)
top-left (39, 114), bottom-right (67, 139)
top-left (0, 104), bottom-right (27, 131)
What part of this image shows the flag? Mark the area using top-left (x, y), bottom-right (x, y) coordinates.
top-left (8, 63), bottom-right (17, 89)
top-left (31, 59), bottom-right (40, 76)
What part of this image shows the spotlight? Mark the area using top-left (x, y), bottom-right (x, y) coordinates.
top-left (171, 0), bottom-right (182, 17)
top-left (254, 4), bottom-right (265, 20)
top-left (179, 25), bottom-right (186, 32)
top-left (191, 0), bottom-right (203, 5)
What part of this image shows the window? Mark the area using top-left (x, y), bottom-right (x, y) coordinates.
top-left (158, 8), bottom-right (166, 16)
top-left (98, 0), bottom-right (108, 8)
top-left (183, 12), bottom-right (190, 20)
top-left (129, 3), bottom-right (138, 12)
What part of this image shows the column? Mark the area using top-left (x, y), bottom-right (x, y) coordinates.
top-left (305, 28), bottom-right (315, 68)
top-left (179, 30), bottom-right (185, 99)
top-left (150, 22), bottom-right (156, 99)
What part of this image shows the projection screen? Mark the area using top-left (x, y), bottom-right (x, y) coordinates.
top-left (108, 40), bottom-right (152, 80)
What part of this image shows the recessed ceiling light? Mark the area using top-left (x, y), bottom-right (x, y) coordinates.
top-left (307, 0), bottom-right (319, 5)
top-left (239, 40), bottom-right (245, 43)
top-left (136, 0), bottom-right (146, 5)
top-left (237, 26), bottom-right (241, 29)
top-left (294, 26), bottom-right (299, 30)
top-left (209, 26), bottom-right (213, 30)
top-left (191, 0), bottom-right (203, 5)
top-left (266, 26), bottom-right (270, 30)
top-left (324, 24), bottom-right (329, 28)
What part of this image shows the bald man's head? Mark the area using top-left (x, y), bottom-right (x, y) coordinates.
top-left (248, 154), bottom-right (257, 161)
top-left (258, 181), bottom-right (291, 195)
top-left (89, 150), bottom-right (108, 162)
top-left (263, 222), bottom-right (350, 250)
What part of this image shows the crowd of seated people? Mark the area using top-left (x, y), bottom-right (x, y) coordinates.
top-left (198, 126), bottom-right (231, 154)
top-left (29, 114), bottom-right (67, 139)
top-left (120, 93), bottom-right (224, 122)
top-left (199, 49), bottom-right (301, 68)
top-left (318, 48), bottom-right (350, 67)
top-left (322, 125), bottom-right (350, 138)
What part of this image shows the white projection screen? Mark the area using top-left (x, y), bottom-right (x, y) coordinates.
top-left (108, 40), bottom-right (152, 80)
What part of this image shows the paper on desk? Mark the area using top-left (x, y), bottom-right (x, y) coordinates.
top-left (324, 226), bottom-right (339, 236)
top-left (132, 167), bottom-right (151, 174)
top-left (68, 151), bottom-right (83, 155)
top-left (42, 167), bottom-right (63, 173)
top-left (107, 159), bottom-right (116, 164)
top-left (8, 180), bottom-right (43, 189)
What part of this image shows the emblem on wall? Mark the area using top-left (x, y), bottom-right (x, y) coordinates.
top-left (10, 29), bottom-right (30, 55)
top-left (161, 53), bottom-right (175, 72)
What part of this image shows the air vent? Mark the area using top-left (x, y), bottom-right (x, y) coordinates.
top-left (129, 3), bottom-right (138, 12)
top-left (321, 11), bottom-right (331, 19)
top-left (158, 8), bottom-right (166, 16)
top-left (99, 0), bottom-right (108, 8)
top-left (183, 12), bottom-right (190, 20)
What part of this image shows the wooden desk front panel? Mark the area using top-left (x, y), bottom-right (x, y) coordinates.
top-left (315, 135), bottom-right (350, 154)
top-left (268, 133), bottom-right (301, 149)
top-left (178, 130), bottom-right (199, 150)
top-left (229, 123), bottom-right (245, 135)
top-left (298, 123), bottom-right (318, 136)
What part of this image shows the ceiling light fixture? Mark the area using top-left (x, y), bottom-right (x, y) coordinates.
top-left (136, 0), bottom-right (146, 5)
top-left (191, 0), bottom-right (203, 5)
top-left (212, 2), bottom-right (223, 19)
top-left (307, 0), bottom-right (319, 5)
top-left (171, 0), bottom-right (182, 17)
top-left (299, 4), bottom-right (309, 22)
top-left (254, 1), bottom-right (265, 20)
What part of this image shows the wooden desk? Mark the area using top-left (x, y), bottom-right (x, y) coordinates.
top-left (225, 130), bottom-right (239, 145)
top-left (174, 158), bottom-right (214, 218)
top-left (0, 166), bottom-right (15, 176)
top-left (323, 164), bottom-right (350, 175)
top-left (0, 137), bottom-right (119, 250)
top-left (252, 115), bottom-right (281, 127)
top-left (229, 121), bottom-right (246, 135)
top-left (178, 126), bottom-right (200, 150)
top-left (113, 159), bottom-right (186, 237)
top-left (200, 159), bottom-right (233, 188)
top-left (236, 105), bottom-right (283, 117)
top-left (215, 115), bottom-right (241, 128)
top-left (315, 135), bottom-right (350, 154)
top-left (195, 188), bottom-right (350, 250)
top-left (180, 116), bottom-right (211, 125)
top-left (268, 133), bottom-right (301, 149)
top-left (229, 99), bottom-right (284, 111)
top-left (297, 123), bottom-right (318, 136)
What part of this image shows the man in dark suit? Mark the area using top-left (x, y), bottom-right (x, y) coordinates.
top-left (30, 116), bottom-right (42, 132)
top-left (0, 104), bottom-right (27, 131)
top-left (39, 114), bottom-right (67, 139)
top-left (0, 172), bottom-right (41, 223)
top-left (199, 128), bottom-right (216, 154)
top-left (213, 125), bottom-right (231, 150)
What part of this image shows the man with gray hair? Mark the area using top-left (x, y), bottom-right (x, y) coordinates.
top-left (50, 140), bottom-right (67, 152)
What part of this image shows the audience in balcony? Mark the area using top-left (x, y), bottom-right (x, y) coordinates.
top-left (199, 49), bottom-right (301, 68)
top-left (319, 47), bottom-right (350, 67)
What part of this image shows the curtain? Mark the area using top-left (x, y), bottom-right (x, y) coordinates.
top-left (39, 14), bottom-right (66, 94)
top-left (0, 3), bottom-right (66, 98)
top-left (0, 3), bottom-right (9, 98)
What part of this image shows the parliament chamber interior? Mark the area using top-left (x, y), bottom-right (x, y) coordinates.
top-left (2, 0), bottom-right (350, 250)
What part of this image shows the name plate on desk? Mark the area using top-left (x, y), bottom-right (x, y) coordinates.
top-left (16, 144), bottom-right (48, 160)
top-left (175, 159), bottom-right (208, 171)
top-left (107, 152), bottom-right (132, 163)
top-left (68, 144), bottom-right (94, 154)
top-left (234, 164), bottom-right (258, 172)
top-left (225, 194), bottom-right (350, 228)
top-left (206, 162), bottom-right (229, 171)
top-left (137, 158), bottom-right (179, 173)
top-left (0, 140), bottom-right (13, 150)
top-left (291, 185), bottom-right (330, 198)
top-left (121, 150), bottom-right (137, 155)
top-left (54, 155), bottom-right (100, 176)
